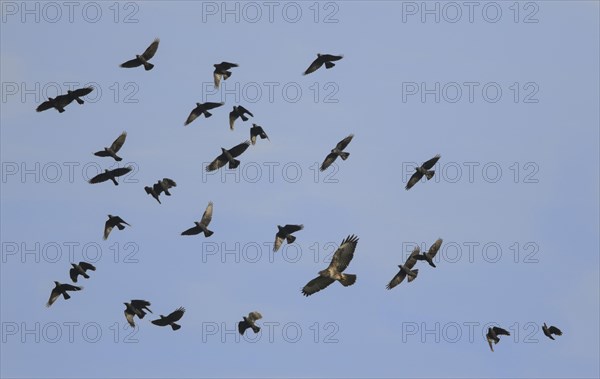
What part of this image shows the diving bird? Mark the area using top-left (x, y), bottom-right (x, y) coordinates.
top-left (69, 261), bottom-right (96, 283)
top-left (229, 105), bottom-right (254, 130)
top-left (486, 326), bottom-right (510, 352)
top-left (406, 154), bottom-right (441, 190)
top-left (320, 134), bottom-right (354, 171)
top-left (302, 235), bottom-right (359, 296)
top-left (151, 307), bottom-right (185, 330)
top-left (36, 87), bottom-right (94, 113)
top-left (120, 38), bottom-right (160, 70)
top-left (386, 247), bottom-right (420, 290)
top-left (144, 178), bottom-right (177, 204)
top-left (103, 215), bottom-right (130, 240)
top-left (414, 238), bottom-right (443, 268)
top-left (273, 224), bottom-right (304, 252)
top-left (303, 53), bottom-right (343, 75)
top-left (181, 201), bottom-right (214, 237)
top-left (46, 281), bottom-right (82, 307)
top-left (213, 61), bottom-right (238, 88)
top-left (184, 102), bottom-right (224, 126)
top-left (94, 132), bottom-right (127, 161)
top-left (238, 311), bottom-right (262, 335)
top-left (206, 141), bottom-right (251, 172)
top-left (124, 300), bottom-right (152, 327)
top-left (250, 124), bottom-right (269, 145)
top-left (542, 323), bottom-right (562, 340)
top-left (88, 167), bottom-right (133, 186)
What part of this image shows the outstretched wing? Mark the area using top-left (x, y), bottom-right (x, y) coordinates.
top-left (46, 287), bottom-right (61, 307)
top-left (141, 38), bottom-right (160, 60)
top-left (229, 141), bottom-right (251, 158)
top-left (283, 224), bottom-right (303, 234)
top-left (125, 311), bottom-right (136, 327)
top-left (405, 171), bottom-right (424, 190)
top-left (320, 152), bottom-right (337, 172)
top-left (548, 326), bottom-right (562, 336)
top-left (110, 132), bottom-right (127, 153)
top-left (112, 216), bottom-right (130, 226)
top-left (328, 235), bottom-right (359, 273)
top-left (321, 54), bottom-right (343, 62)
top-left (273, 235), bottom-right (284, 252)
top-left (426, 238), bottom-right (443, 259)
top-left (301, 276), bottom-right (335, 296)
top-left (213, 72), bottom-right (222, 88)
top-left (79, 262), bottom-right (96, 271)
top-left (151, 317), bottom-right (169, 327)
top-left (335, 134), bottom-right (354, 150)
top-left (185, 107), bottom-right (201, 126)
top-left (36, 100), bottom-right (55, 112)
top-left (120, 58), bottom-right (142, 68)
top-left (248, 311), bottom-right (262, 322)
top-left (69, 268), bottom-right (78, 282)
top-left (404, 247), bottom-right (420, 269)
top-left (181, 225), bottom-right (202, 235)
top-left (238, 106), bottom-right (253, 117)
top-left (166, 307), bottom-right (185, 322)
top-left (303, 56), bottom-right (324, 75)
top-left (110, 167), bottom-right (133, 178)
top-left (131, 300), bottom-right (151, 310)
top-left (229, 110), bottom-right (237, 130)
top-left (422, 154), bottom-right (441, 170)
top-left (386, 270), bottom-right (406, 290)
top-left (103, 220), bottom-right (114, 240)
top-left (70, 87), bottom-right (93, 98)
top-left (200, 202), bottom-right (213, 226)
top-left (493, 327), bottom-right (510, 336)
top-left (89, 172), bottom-right (109, 184)
top-left (206, 153), bottom-right (227, 172)
top-left (203, 102), bottom-right (224, 110)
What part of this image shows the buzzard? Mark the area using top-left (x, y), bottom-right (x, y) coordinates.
top-left (46, 281), bottom-right (82, 307)
top-left (104, 215), bottom-right (130, 240)
top-left (250, 124), bottom-right (269, 145)
top-left (320, 134), bottom-right (354, 171)
top-left (206, 141), bottom-right (251, 172)
top-left (542, 323), bottom-right (562, 340)
top-left (181, 202), bottom-right (214, 237)
top-left (302, 235), bottom-right (359, 296)
top-left (36, 87), bottom-right (94, 113)
top-left (120, 38), bottom-right (160, 70)
top-left (213, 61), bottom-right (238, 88)
top-left (229, 105), bottom-right (254, 130)
top-left (94, 132), bottom-right (127, 161)
top-left (273, 224), bottom-right (303, 252)
top-left (386, 247), bottom-right (420, 290)
top-left (303, 53), bottom-right (343, 75)
top-left (406, 154), bottom-right (441, 190)
top-left (486, 326), bottom-right (510, 352)
top-left (414, 238), bottom-right (443, 268)
top-left (144, 178), bottom-right (177, 204)
top-left (88, 167), bottom-right (133, 186)
top-left (124, 300), bottom-right (152, 328)
top-left (184, 102), bottom-right (224, 126)
top-left (151, 307), bottom-right (186, 331)
top-left (238, 311), bottom-right (262, 335)
top-left (69, 261), bottom-right (96, 283)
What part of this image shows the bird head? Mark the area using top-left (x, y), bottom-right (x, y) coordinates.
top-left (54, 281), bottom-right (60, 286)
top-left (196, 102), bottom-right (201, 107)
top-left (221, 148), bottom-right (227, 153)
top-left (71, 263), bottom-right (77, 268)
top-left (135, 54), bottom-right (142, 59)
top-left (108, 214), bottom-right (113, 219)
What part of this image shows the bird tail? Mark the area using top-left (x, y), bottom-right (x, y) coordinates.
top-left (325, 61), bottom-right (336, 69)
top-left (425, 170), bottom-right (435, 180)
top-left (240, 115), bottom-right (249, 122)
top-left (204, 111), bottom-right (213, 118)
top-left (111, 178), bottom-right (119, 186)
top-left (58, 108), bottom-right (65, 113)
top-left (75, 98), bottom-right (84, 105)
top-left (224, 71), bottom-right (231, 80)
top-left (339, 152), bottom-right (350, 160)
top-left (407, 269), bottom-right (419, 282)
top-left (251, 325), bottom-right (260, 334)
top-left (171, 323), bottom-right (181, 331)
top-left (63, 292), bottom-right (71, 300)
top-left (164, 189), bottom-right (171, 196)
top-left (144, 186), bottom-right (152, 195)
top-left (117, 224), bottom-right (126, 230)
top-left (82, 273), bottom-right (90, 279)
top-left (286, 235), bottom-right (297, 244)
top-left (339, 274), bottom-right (357, 287)
top-left (144, 62), bottom-right (154, 71)
top-left (114, 156), bottom-right (123, 162)
top-left (203, 229), bottom-right (214, 237)
top-left (429, 261), bottom-right (436, 268)
top-left (228, 159), bottom-right (241, 169)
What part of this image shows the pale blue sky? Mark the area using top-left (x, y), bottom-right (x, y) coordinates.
top-left (1, 1), bottom-right (599, 378)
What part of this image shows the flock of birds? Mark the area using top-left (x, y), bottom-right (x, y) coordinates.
top-left (37, 39), bottom-right (563, 348)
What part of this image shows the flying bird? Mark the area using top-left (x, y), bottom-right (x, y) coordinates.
top-left (124, 300), bottom-right (152, 327)
top-left (181, 202), bottom-right (214, 237)
top-left (69, 261), bottom-right (96, 283)
top-left (406, 154), bottom-right (441, 190)
top-left (229, 105), bottom-right (254, 130)
top-left (213, 61), bottom-right (238, 88)
top-left (238, 311), bottom-right (262, 335)
top-left (386, 247), bottom-right (420, 290)
top-left (104, 215), bottom-right (130, 240)
top-left (320, 134), bottom-right (354, 171)
top-left (36, 87), bottom-right (94, 113)
top-left (414, 238), bottom-right (443, 268)
top-left (273, 224), bottom-right (304, 252)
top-left (206, 141), bottom-right (251, 172)
top-left (151, 307), bottom-right (186, 331)
top-left (486, 326), bottom-right (510, 352)
top-left (94, 132), bottom-right (127, 161)
top-left (184, 102), bottom-right (224, 126)
top-left (250, 124), bottom-right (269, 145)
top-left (303, 53), bottom-right (343, 75)
top-left (46, 281), bottom-right (82, 307)
top-left (88, 167), bottom-right (133, 186)
top-left (120, 38), bottom-right (160, 70)
top-left (542, 323), bottom-right (562, 340)
top-left (302, 235), bottom-right (359, 296)
top-left (144, 178), bottom-right (177, 204)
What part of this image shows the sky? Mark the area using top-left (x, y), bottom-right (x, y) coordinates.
top-left (1, 1), bottom-right (599, 378)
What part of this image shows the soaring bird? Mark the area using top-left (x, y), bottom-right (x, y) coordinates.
top-left (229, 105), bottom-right (254, 130)
top-left (104, 215), bottom-right (130, 240)
top-left (406, 154), bottom-right (441, 190)
top-left (184, 102), bottom-right (224, 126)
top-left (151, 307), bottom-right (186, 331)
top-left (303, 53), bottom-right (343, 75)
top-left (542, 323), bottom-right (562, 340)
top-left (273, 224), bottom-right (304, 252)
top-left (36, 87), bottom-right (94, 113)
top-left (88, 167), bottom-right (133, 186)
top-left (46, 281), bottom-right (82, 307)
top-left (120, 38), bottom-right (160, 70)
top-left (94, 132), bottom-right (127, 161)
top-left (206, 141), bottom-right (251, 172)
top-left (181, 202), bottom-right (214, 237)
top-left (144, 178), bottom-right (177, 204)
top-left (320, 134), bottom-right (354, 171)
top-left (69, 261), bottom-right (96, 283)
top-left (414, 238), bottom-right (443, 268)
top-left (486, 326), bottom-right (510, 352)
top-left (250, 124), bottom-right (269, 145)
top-left (213, 61), bottom-right (238, 88)
top-left (386, 247), bottom-right (420, 290)
top-left (302, 235), bottom-right (359, 296)
top-left (124, 300), bottom-right (152, 327)
top-left (238, 311), bottom-right (262, 335)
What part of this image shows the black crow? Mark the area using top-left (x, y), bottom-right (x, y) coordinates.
top-left (36, 87), bottom-right (94, 113)
top-left (414, 238), bottom-right (443, 268)
top-left (229, 105), bottom-right (254, 130)
top-left (104, 215), bottom-right (130, 240)
top-left (386, 247), bottom-right (420, 290)
top-left (184, 102), bottom-right (224, 126)
top-left (320, 134), bottom-right (354, 171)
top-left (94, 132), bottom-right (127, 161)
top-left (206, 141), bottom-right (251, 172)
top-left (250, 124), bottom-right (269, 145)
top-left (69, 261), bottom-right (96, 283)
top-left (181, 202), bottom-right (214, 237)
top-left (542, 323), bottom-right (562, 340)
top-left (406, 155), bottom-right (441, 190)
top-left (303, 54), bottom-right (343, 75)
top-left (486, 326), bottom-right (510, 352)
top-left (124, 300), bottom-right (152, 327)
top-left (46, 281), bottom-right (82, 307)
top-left (273, 224), bottom-right (303, 252)
top-left (213, 61), bottom-right (238, 88)
top-left (120, 38), bottom-right (160, 70)
top-left (144, 178), bottom-right (176, 204)
top-left (88, 167), bottom-right (133, 186)
top-left (151, 307), bottom-right (185, 330)
top-left (238, 311), bottom-right (262, 335)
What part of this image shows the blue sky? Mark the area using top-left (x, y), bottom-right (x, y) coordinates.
top-left (1, 1), bottom-right (599, 378)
